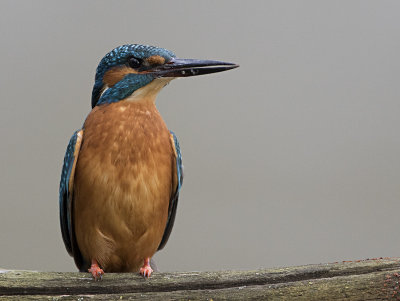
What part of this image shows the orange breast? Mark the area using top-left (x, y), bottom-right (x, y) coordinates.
top-left (73, 101), bottom-right (174, 272)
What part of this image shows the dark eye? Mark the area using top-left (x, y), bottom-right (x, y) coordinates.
top-left (128, 56), bottom-right (142, 69)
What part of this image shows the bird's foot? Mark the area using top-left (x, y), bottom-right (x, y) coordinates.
top-left (140, 257), bottom-right (153, 278)
top-left (88, 259), bottom-right (104, 281)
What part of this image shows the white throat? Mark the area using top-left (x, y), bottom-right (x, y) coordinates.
top-left (124, 77), bottom-right (174, 103)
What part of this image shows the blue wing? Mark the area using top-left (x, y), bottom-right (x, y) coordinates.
top-left (59, 130), bottom-right (83, 260)
top-left (158, 131), bottom-right (183, 250)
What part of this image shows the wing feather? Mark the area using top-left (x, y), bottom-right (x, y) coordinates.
top-left (158, 131), bottom-right (183, 250)
top-left (59, 130), bottom-right (83, 261)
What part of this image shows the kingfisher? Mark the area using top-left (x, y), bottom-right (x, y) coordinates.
top-left (59, 44), bottom-right (238, 279)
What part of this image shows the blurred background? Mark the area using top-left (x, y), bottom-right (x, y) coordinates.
top-left (0, 1), bottom-right (399, 272)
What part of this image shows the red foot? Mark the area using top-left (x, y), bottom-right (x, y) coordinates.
top-left (88, 259), bottom-right (104, 281)
top-left (140, 257), bottom-right (153, 278)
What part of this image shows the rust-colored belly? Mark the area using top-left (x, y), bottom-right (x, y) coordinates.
top-left (73, 101), bottom-right (173, 272)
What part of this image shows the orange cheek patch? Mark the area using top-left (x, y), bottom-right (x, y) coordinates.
top-left (146, 55), bottom-right (165, 65)
top-left (103, 66), bottom-right (138, 87)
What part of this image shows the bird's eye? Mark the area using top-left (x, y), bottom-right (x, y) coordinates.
top-left (128, 56), bottom-right (142, 69)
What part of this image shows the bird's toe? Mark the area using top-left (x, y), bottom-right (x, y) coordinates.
top-left (140, 266), bottom-right (153, 278)
top-left (88, 260), bottom-right (104, 281)
top-left (140, 258), bottom-right (153, 278)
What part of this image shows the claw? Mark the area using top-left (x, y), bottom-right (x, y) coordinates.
top-left (140, 257), bottom-right (153, 278)
top-left (88, 259), bottom-right (104, 281)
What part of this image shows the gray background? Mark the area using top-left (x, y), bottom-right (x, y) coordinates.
top-left (0, 1), bottom-right (399, 272)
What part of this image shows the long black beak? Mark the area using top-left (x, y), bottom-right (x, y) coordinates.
top-left (151, 58), bottom-right (239, 77)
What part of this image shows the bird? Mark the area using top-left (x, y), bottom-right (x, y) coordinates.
top-left (59, 44), bottom-right (238, 279)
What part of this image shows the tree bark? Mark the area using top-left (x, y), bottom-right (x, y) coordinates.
top-left (1, 258), bottom-right (400, 300)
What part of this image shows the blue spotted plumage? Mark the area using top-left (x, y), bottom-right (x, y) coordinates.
top-left (59, 44), bottom-right (238, 279)
top-left (96, 45), bottom-right (175, 76)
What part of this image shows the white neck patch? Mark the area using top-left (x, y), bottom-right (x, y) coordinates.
top-left (124, 77), bottom-right (174, 103)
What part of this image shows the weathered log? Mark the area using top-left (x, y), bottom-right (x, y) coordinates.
top-left (1, 258), bottom-right (400, 300)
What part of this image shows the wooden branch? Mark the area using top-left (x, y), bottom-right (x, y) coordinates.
top-left (1, 258), bottom-right (400, 300)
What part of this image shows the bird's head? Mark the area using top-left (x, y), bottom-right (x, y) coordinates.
top-left (91, 44), bottom-right (238, 108)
